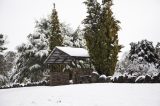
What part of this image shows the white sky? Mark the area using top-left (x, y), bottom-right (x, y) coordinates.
top-left (0, 0), bottom-right (160, 58)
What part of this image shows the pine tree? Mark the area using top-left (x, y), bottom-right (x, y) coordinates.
top-left (12, 19), bottom-right (49, 83)
top-left (49, 3), bottom-right (63, 51)
top-left (0, 34), bottom-right (8, 86)
top-left (83, 0), bottom-right (121, 76)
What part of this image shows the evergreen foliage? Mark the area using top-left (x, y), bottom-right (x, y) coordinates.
top-left (83, 0), bottom-right (121, 76)
top-left (0, 34), bottom-right (7, 86)
top-left (49, 4), bottom-right (63, 51)
top-left (4, 51), bottom-right (16, 76)
top-left (116, 40), bottom-right (160, 77)
top-left (61, 24), bottom-right (91, 69)
top-left (12, 19), bottom-right (49, 83)
top-left (129, 40), bottom-right (159, 64)
top-left (0, 34), bottom-right (7, 53)
top-left (71, 27), bottom-right (86, 48)
top-left (48, 4), bottom-right (64, 72)
top-left (156, 42), bottom-right (160, 60)
top-left (62, 25), bottom-right (86, 48)
top-left (12, 5), bottom-right (88, 83)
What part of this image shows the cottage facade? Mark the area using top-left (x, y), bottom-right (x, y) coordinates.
top-left (44, 46), bottom-right (92, 85)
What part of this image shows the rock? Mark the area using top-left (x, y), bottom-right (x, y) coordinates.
top-left (128, 76), bottom-right (136, 83)
top-left (123, 75), bottom-right (129, 83)
top-left (112, 77), bottom-right (118, 83)
top-left (98, 75), bottom-right (107, 83)
top-left (144, 75), bottom-right (152, 83)
top-left (91, 71), bottom-right (99, 83)
top-left (152, 75), bottom-right (159, 83)
top-left (106, 76), bottom-right (112, 82)
top-left (117, 76), bottom-right (124, 83)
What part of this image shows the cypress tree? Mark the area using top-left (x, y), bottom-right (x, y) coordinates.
top-left (83, 0), bottom-right (102, 74)
top-left (84, 0), bottom-right (121, 76)
top-left (49, 3), bottom-right (63, 51)
top-left (49, 4), bottom-right (64, 73)
top-left (100, 0), bottom-right (121, 75)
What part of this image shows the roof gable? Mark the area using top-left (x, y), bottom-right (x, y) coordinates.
top-left (44, 46), bottom-right (89, 64)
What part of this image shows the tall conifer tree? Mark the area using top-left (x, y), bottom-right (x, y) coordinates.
top-left (49, 3), bottom-right (63, 51)
top-left (84, 0), bottom-right (121, 76)
top-left (100, 0), bottom-right (121, 75)
top-left (83, 0), bottom-right (101, 74)
top-left (49, 4), bottom-right (64, 73)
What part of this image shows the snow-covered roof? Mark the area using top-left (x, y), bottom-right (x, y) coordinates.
top-left (44, 46), bottom-right (89, 64)
top-left (56, 46), bottom-right (89, 57)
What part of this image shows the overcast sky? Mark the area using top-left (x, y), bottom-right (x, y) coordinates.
top-left (0, 0), bottom-right (160, 58)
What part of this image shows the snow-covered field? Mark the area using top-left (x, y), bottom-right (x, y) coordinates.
top-left (0, 83), bottom-right (160, 106)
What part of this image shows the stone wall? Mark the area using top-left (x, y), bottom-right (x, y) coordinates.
top-left (72, 68), bottom-right (92, 84)
top-left (50, 71), bottom-right (70, 86)
top-left (49, 68), bottom-right (92, 86)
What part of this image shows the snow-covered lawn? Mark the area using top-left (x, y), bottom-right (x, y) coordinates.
top-left (0, 83), bottom-right (160, 106)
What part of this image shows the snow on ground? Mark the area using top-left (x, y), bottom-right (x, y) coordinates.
top-left (0, 83), bottom-right (160, 106)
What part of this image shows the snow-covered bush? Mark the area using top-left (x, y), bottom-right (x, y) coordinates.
top-left (98, 74), bottom-right (107, 82)
top-left (135, 75), bottom-right (145, 83)
top-left (129, 40), bottom-right (159, 64)
top-left (152, 73), bottom-right (160, 83)
top-left (91, 71), bottom-right (99, 83)
top-left (115, 40), bottom-right (160, 79)
top-left (111, 73), bottom-right (137, 83)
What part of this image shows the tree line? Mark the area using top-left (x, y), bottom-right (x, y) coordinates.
top-left (0, 0), bottom-right (159, 86)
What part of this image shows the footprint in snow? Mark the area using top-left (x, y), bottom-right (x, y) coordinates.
top-left (56, 100), bottom-right (61, 103)
top-left (31, 101), bottom-right (36, 104)
top-left (48, 99), bottom-right (52, 102)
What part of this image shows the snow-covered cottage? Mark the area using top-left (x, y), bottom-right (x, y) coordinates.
top-left (44, 46), bottom-right (92, 85)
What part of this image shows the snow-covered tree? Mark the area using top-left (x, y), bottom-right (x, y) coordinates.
top-left (12, 19), bottom-right (49, 83)
top-left (0, 53), bottom-right (8, 86)
top-left (62, 24), bottom-right (86, 48)
top-left (129, 40), bottom-right (159, 64)
top-left (60, 23), bottom-right (74, 47)
top-left (4, 51), bottom-right (16, 81)
top-left (156, 42), bottom-right (160, 61)
top-left (35, 18), bottom-right (51, 40)
top-left (0, 34), bottom-right (7, 86)
top-left (11, 3), bottom-right (93, 83)
top-left (70, 27), bottom-right (86, 48)
top-left (61, 24), bottom-right (90, 69)
top-left (4, 51), bottom-right (16, 71)
top-left (115, 52), bottom-right (130, 75)
top-left (115, 40), bottom-right (160, 77)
